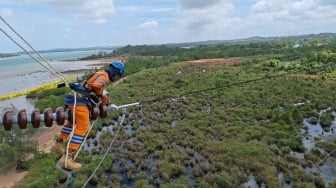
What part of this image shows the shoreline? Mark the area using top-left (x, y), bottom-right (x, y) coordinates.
top-left (0, 57), bottom-right (121, 109)
top-left (0, 59), bottom-right (113, 96)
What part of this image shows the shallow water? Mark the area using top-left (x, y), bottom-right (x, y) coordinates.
top-left (0, 49), bottom-right (112, 96)
top-left (0, 60), bottom-right (105, 96)
top-left (300, 109), bottom-right (336, 186)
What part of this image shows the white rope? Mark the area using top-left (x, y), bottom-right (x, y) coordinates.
top-left (74, 120), bottom-right (97, 160)
top-left (315, 148), bottom-right (336, 167)
top-left (81, 110), bottom-right (126, 188)
top-left (0, 16), bottom-right (69, 84)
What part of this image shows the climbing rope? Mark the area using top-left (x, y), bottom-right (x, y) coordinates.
top-left (315, 148), bottom-right (336, 167)
top-left (64, 91), bottom-right (77, 169)
top-left (82, 109), bottom-right (126, 188)
top-left (74, 120), bottom-right (97, 160)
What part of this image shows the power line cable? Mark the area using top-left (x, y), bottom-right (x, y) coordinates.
top-left (141, 62), bottom-right (335, 104)
top-left (0, 16), bottom-right (69, 84)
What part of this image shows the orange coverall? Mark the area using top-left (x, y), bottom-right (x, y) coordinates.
top-left (59, 71), bottom-right (110, 150)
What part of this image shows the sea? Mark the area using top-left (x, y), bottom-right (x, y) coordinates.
top-left (0, 49), bottom-right (112, 77)
top-left (0, 49), bottom-right (113, 112)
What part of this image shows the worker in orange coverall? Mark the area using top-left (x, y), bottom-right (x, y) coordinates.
top-left (50, 61), bottom-right (125, 171)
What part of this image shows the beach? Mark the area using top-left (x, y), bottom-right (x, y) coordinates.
top-left (0, 59), bottom-right (110, 95)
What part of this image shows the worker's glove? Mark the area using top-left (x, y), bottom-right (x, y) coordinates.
top-left (108, 104), bottom-right (118, 111)
top-left (103, 90), bottom-right (109, 96)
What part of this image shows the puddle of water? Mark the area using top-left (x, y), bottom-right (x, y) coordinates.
top-left (301, 108), bottom-right (336, 150)
top-left (145, 156), bottom-right (155, 178)
top-left (303, 119), bottom-right (325, 138)
top-left (243, 174), bottom-right (265, 188)
top-left (302, 135), bottom-right (315, 151)
top-left (319, 157), bottom-right (336, 186)
top-left (170, 119), bottom-right (177, 127)
top-left (55, 160), bottom-right (73, 187)
top-left (187, 164), bottom-right (196, 187)
top-left (300, 108), bottom-right (336, 186)
top-left (125, 123), bottom-right (133, 136)
top-left (112, 159), bottom-right (136, 187)
top-left (278, 172), bottom-right (294, 188)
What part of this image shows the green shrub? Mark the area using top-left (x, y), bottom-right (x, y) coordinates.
top-left (0, 143), bottom-right (18, 172)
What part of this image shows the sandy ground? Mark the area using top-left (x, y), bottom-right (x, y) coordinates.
top-left (30, 125), bottom-right (63, 153)
top-left (0, 168), bottom-right (29, 188)
top-left (187, 57), bottom-right (246, 65)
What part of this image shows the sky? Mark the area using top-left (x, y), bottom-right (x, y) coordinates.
top-left (0, 0), bottom-right (336, 53)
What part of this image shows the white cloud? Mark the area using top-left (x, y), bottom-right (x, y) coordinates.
top-left (172, 0), bottom-right (336, 41)
top-left (0, 8), bottom-right (13, 18)
top-left (139, 20), bottom-right (159, 29)
top-left (176, 0), bottom-right (237, 40)
top-left (179, 0), bottom-right (223, 9)
top-left (2, 0), bottom-right (115, 24)
top-left (126, 20), bottom-right (161, 44)
top-left (46, 0), bottom-right (115, 24)
top-left (119, 5), bottom-right (174, 14)
top-left (243, 0), bottom-right (336, 36)
top-left (250, 0), bottom-right (317, 22)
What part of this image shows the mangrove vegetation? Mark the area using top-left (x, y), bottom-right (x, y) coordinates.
top-left (1, 33), bottom-right (336, 187)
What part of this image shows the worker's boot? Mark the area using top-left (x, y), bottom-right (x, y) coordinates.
top-left (58, 151), bottom-right (82, 172)
top-left (50, 138), bottom-right (65, 155)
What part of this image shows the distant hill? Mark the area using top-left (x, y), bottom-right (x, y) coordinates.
top-left (2, 33), bottom-right (335, 57)
top-left (163, 32), bottom-right (336, 47)
top-left (36, 46), bottom-right (120, 54)
top-left (0, 52), bottom-right (18, 58)
top-left (1, 46), bottom-right (121, 57)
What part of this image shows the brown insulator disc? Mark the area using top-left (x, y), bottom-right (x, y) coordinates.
top-left (3, 111), bottom-right (13, 131)
top-left (99, 103), bottom-right (107, 118)
top-left (44, 108), bottom-right (53, 127)
top-left (55, 107), bottom-right (65, 125)
top-left (91, 107), bottom-right (99, 120)
top-left (31, 109), bottom-right (40, 128)
top-left (18, 109), bottom-right (27, 129)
